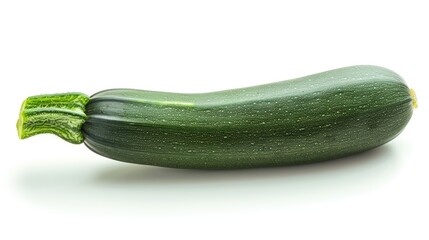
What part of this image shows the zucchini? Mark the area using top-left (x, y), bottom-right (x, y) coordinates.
top-left (17, 65), bottom-right (417, 169)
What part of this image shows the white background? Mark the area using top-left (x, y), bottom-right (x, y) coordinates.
top-left (0, 0), bottom-right (428, 239)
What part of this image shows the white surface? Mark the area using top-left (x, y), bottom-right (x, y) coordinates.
top-left (0, 1), bottom-right (428, 239)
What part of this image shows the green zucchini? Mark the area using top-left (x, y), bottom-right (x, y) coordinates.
top-left (17, 65), bottom-right (417, 169)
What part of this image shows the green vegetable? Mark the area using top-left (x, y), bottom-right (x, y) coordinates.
top-left (17, 65), bottom-right (417, 169)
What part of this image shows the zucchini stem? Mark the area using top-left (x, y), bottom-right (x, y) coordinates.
top-left (16, 93), bottom-right (90, 144)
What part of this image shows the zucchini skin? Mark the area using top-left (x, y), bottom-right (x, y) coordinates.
top-left (82, 65), bottom-right (414, 169)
